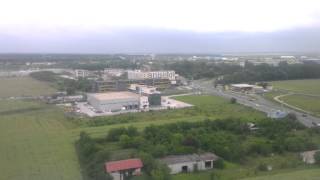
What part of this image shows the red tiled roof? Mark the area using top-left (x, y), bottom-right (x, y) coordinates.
top-left (105, 159), bottom-right (143, 173)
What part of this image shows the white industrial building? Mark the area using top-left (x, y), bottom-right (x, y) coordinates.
top-left (74, 69), bottom-right (90, 78)
top-left (160, 153), bottom-right (219, 174)
top-left (129, 84), bottom-right (160, 95)
top-left (127, 70), bottom-right (176, 81)
top-left (87, 91), bottom-right (149, 112)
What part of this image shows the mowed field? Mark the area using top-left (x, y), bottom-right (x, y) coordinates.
top-left (280, 94), bottom-right (320, 116)
top-left (0, 100), bottom-right (82, 180)
top-left (0, 76), bottom-right (56, 98)
top-left (272, 79), bottom-right (320, 95)
top-left (243, 168), bottom-right (320, 180)
top-left (269, 79), bottom-right (320, 115)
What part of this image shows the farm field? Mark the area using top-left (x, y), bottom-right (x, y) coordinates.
top-left (0, 76), bottom-right (56, 98)
top-left (271, 79), bottom-right (320, 95)
top-left (0, 100), bottom-right (82, 180)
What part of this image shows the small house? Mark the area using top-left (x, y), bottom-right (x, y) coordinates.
top-left (159, 153), bottom-right (219, 174)
top-left (301, 150), bottom-right (319, 164)
top-left (105, 158), bottom-right (143, 180)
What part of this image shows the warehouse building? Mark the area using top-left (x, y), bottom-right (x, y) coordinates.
top-left (87, 91), bottom-right (147, 112)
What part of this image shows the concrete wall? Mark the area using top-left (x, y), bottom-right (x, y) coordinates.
top-left (167, 160), bottom-right (214, 174)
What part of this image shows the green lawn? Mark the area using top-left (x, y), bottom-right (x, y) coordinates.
top-left (268, 79), bottom-right (320, 115)
top-left (0, 100), bottom-right (82, 180)
top-left (243, 168), bottom-right (320, 180)
top-left (271, 79), bottom-right (320, 95)
top-left (280, 94), bottom-right (320, 116)
top-left (0, 76), bottom-right (56, 98)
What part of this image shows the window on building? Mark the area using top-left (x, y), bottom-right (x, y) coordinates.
top-left (205, 161), bottom-right (212, 168)
top-left (181, 166), bottom-right (188, 172)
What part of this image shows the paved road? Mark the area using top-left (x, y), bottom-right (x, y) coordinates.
top-left (192, 80), bottom-right (320, 128)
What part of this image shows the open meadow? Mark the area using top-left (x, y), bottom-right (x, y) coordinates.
top-left (271, 79), bottom-right (320, 95)
top-left (0, 76), bottom-right (56, 98)
top-left (242, 168), bottom-right (320, 180)
top-left (267, 79), bottom-right (320, 115)
top-left (0, 100), bottom-right (82, 180)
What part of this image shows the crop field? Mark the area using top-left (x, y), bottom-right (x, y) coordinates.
top-left (76, 95), bottom-right (265, 138)
top-left (0, 100), bottom-right (82, 180)
top-left (271, 79), bottom-right (320, 95)
top-left (0, 76), bottom-right (56, 98)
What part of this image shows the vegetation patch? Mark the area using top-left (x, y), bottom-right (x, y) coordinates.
top-left (0, 76), bottom-right (56, 98)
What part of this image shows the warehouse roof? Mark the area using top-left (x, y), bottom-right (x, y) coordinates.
top-left (88, 91), bottom-right (140, 101)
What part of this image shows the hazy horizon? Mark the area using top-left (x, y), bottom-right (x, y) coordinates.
top-left (1, 0), bottom-right (320, 53)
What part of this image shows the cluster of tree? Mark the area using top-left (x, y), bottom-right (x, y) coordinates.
top-left (67, 60), bottom-right (141, 71)
top-left (58, 77), bottom-right (93, 95)
top-left (217, 62), bottom-right (320, 84)
top-left (78, 118), bottom-right (320, 180)
top-left (76, 132), bottom-right (113, 180)
top-left (163, 60), bottom-right (320, 84)
top-left (164, 60), bottom-right (241, 79)
top-left (107, 118), bottom-right (318, 162)
top-left (30, 71), bottom-right (93, 95)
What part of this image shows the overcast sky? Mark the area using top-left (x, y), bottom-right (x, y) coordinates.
top-left (1, 0), bottom-right (320, 53)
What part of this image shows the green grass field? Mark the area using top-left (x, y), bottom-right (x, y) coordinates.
top-left (280, 94), bottom-right (320, 116)
top-left (0, 76), bottom-right (56, 98)
top-left (268, 79), bottom-right (320, 115)
top-left (243, 168), bottom-right (320, 180)
top-left (271, 79), bottom-right (320, 95)
top-left (0, 100), bottom-right (82, 180)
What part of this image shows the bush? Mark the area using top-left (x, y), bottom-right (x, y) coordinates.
top-left (230, 97), bottom-right (237, 104)
top-left (214, 158), bottom-right (225, 169)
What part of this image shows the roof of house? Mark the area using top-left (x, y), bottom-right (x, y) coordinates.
top-left (231, 84), bottom-right (255, 88)
top-left (88, 91), bottom-right (140, 101)
top-left (160, 153), bottom-right (219, 165)
top-left (105, 158), bottom-right (143, 173)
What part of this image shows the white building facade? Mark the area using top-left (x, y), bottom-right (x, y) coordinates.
top-left (160, 153), bottom-right (219, 174)
top-left (128, 70), bottom-right (176, 81)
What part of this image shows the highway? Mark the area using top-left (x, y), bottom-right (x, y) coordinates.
top-left (191, 80), bottom-right (320, 128)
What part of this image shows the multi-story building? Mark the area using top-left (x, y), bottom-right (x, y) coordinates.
top-left (74, 69), bottom-right (90, 78)
top-left (127, 70), bottom-right (176, 81)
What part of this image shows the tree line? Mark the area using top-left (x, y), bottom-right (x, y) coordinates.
top-left (76, 117), bottom-right (320, 180)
